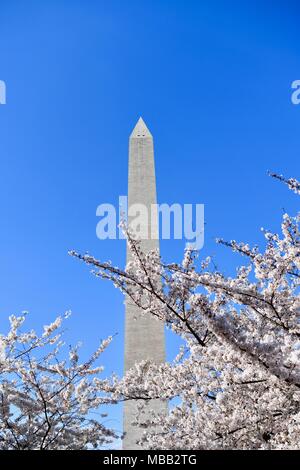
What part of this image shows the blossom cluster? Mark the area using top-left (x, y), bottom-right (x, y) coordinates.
top-left (72, 174), bottom-right (300, 449)
top-left (0, 312), bottom-right (116, 449)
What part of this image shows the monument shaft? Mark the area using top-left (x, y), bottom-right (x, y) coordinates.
top-left (123, 118), bottom-right (165, 449)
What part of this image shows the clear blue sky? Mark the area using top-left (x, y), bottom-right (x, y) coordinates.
top-left (0, 0), bottom-right (299, 435)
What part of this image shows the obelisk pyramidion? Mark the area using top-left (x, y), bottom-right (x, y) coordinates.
top-left (123, 118), bottom-right (166, 450)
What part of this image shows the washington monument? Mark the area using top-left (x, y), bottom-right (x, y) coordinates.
top-left (123, 118), bottom-right (166, 449)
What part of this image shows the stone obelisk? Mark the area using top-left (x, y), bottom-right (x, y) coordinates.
top-left (123, 118), bottom-right (165, 449)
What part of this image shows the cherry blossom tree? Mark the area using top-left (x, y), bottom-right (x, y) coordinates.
top-left (0, 312), bottom-right (117, 449)
top-left (72, 174), bottom-right (300, 450)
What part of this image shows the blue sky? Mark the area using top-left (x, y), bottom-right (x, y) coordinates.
top-left (0, 0), bottom-right (299, 435)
